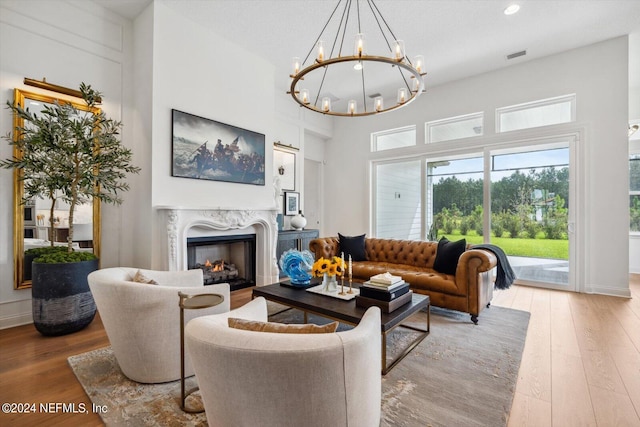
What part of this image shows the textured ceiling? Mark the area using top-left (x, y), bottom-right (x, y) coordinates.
top-left (97, 0), bottom-right (640, 111)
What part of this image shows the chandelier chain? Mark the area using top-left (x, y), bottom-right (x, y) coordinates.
top-left (301, 0), bottom-right (342, 66)
top-left (366, 0), bottom-right (393, 53)
top-left (360, 67), bottom-right (367, 112)
top-left (314, 66), bottom-right (330, 107)
top-left (366, 0), bottom-right (413, 91)
top-left (314, 0), bottom-right (351, 107)
top-left (336, 0), bottom-right (351, 58)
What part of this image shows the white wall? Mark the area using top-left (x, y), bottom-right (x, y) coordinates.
top-left (143, 2), bottom-right (333, 269)
top-left (629, 32), bottom-right (640, 274)
top-left (0, 0), bottom-right (134, 327)
top-left (324, 36), bottom-right (630, 297)
top-left (0, 0), bottom-right (332, 328)
top-left (128, 3), bottom-right (155, 268)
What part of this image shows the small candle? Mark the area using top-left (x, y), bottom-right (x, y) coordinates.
top-left (349, 255), bottom-right (352, 278)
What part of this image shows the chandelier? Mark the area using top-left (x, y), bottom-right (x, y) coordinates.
top-left (288, 0), bottom-right (426, 117)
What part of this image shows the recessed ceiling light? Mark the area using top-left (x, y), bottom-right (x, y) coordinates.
top-left (504, 4), bottom-right (520, 15)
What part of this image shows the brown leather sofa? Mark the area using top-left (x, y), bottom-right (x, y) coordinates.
top-left (309, 237), bottom-right (497, 324)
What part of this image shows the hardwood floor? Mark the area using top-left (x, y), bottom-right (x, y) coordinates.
top-left (498, 275), bottom-right (640, 427)
top-left (1, 278), bottom-right (638, 426)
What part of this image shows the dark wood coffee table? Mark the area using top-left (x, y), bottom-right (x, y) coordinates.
top-left (252, 281), bottom-right (430, 375)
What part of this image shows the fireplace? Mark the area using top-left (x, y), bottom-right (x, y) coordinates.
top-left (187, 234), bottom-right (256, 291)
top-left (157, 207), bottom-right (279, 286)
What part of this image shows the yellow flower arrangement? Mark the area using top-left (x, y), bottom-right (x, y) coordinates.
top-left (312, 256), bottom-right (344, 277)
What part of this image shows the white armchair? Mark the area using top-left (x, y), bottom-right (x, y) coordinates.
top-left (87, 267), bottom-right (229, 383)
top-left (185, 297), bottom-right (381, 427)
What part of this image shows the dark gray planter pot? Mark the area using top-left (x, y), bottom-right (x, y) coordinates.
top-left (31, 258), bottom-right (99, 336)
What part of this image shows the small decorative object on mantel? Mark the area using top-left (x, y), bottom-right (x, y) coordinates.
top-left (290, 210), bottom-right (307, 230)
top-left (279, 249), bottom-right (314, 286)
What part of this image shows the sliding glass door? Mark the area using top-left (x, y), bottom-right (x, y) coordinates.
top-left (489, 144), bottom-right (572, 289)
top-left (427, 156), bottom-right (484, 242)
top-left (372, 138), bottom-right (576, 290)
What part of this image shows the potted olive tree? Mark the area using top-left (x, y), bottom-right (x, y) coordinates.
top-left (1, 83), bottom-right (140, 335)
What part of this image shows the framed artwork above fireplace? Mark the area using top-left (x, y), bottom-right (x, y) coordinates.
top-left (171, 109), bottom-right (265, 185)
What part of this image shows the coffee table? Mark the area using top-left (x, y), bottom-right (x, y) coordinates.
top-left (252, 281), bottom-right (430, 375)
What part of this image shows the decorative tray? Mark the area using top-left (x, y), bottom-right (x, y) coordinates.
top-left (305, 283), bottom-right (360, 300)
top-left (279, 278), bottom-right (322, 289)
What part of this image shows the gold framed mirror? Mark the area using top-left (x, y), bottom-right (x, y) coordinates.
top-left (11, 89), bottom-right (101, 289)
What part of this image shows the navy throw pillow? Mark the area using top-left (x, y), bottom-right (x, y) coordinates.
top-left (433, 237), bottom-right (466, 275)
top-left (338, 233), bottom-right (366, 261)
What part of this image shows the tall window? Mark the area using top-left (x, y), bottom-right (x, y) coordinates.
top-left (374, 160), bottom-right (421, 239)
top-left (490, 147), bottom-right (570, 264)
top-left (631, 154), bottom-right (640, 233)
top-left (427, 156), bottom-right (484, 242)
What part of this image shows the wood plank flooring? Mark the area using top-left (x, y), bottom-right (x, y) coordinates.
top-left (1, 277), bottom-right (638, 426)
top-left (500, 275), bottom-right (640, 427)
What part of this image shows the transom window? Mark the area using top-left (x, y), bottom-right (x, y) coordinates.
top-left (496, 94), bottom-right (576, 133)
top-left (426, 112), bottom-right (483, 144)
top-left (371, 126), bottom-right (416, 152)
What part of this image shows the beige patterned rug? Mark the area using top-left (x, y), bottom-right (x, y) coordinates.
top-left (68, 304), bottom-right (529, 427)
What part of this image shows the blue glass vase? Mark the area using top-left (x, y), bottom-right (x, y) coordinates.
top-left (279, 249), bottom-right (314, 286)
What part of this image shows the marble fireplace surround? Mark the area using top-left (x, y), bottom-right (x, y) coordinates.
top-left (157, 207), bottom-right (279, 286)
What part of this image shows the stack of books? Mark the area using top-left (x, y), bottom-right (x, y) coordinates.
top-left (355, 273), bottom-right (412, 313)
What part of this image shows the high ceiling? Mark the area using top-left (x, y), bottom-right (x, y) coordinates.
top-left (97, 0), bottom-right (640, 112)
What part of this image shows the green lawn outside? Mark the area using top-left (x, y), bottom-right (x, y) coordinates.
top-left (441, 230), bottom-right (569, 260)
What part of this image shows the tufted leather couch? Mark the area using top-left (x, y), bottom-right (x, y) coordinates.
top-left (309, 237), bottom-right (497, 324)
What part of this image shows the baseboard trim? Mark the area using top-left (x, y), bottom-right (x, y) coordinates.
top-left (584, 285), bottom-right (632, 298)
top-left (0, 299), bottom-right (33, 330)
top-left (0, 313), bottom-right (33, 330)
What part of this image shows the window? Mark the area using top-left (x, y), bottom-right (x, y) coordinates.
top-left (427, 156), bottom-right (484, 241)
top-left (374, 160), bottom-right (421, 239)
top-left (371, 126), bottom-right (415, 152)
top-left (496, 94), bottom-right (576, 133)
top-left (631, 154), bottom-right (640, 233)
top-left (426, 112), bottom-right (483, 144)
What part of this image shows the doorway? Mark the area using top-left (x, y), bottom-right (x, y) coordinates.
top-left (304, 158), bottom-right (322, 233)
top-left (488, 141), bottom-right (574, 290)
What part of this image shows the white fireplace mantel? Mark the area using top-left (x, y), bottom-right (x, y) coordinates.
top-left (156, 206), bottom-right (279, 285)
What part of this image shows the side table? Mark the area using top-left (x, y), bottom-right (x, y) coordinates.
top-left (178, 291), bottom-right (225, 413)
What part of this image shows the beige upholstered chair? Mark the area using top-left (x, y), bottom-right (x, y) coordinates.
top-left (88, 267), bottom-right (230, 383)
top-left (186, 297), bottom-right (382, 427)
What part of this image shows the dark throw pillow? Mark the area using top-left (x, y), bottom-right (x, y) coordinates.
top-left (338, 233), bottom-right (367, 261)
top-left (433, 237), bottom-right (466, 275)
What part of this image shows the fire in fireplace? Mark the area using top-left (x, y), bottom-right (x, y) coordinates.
top-left (197, 259), bottom-right (239, 284)
top-left (187, 234), bottom-right (256, 291)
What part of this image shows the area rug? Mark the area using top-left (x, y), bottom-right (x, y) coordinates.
top-left (68, 304), bottom-right (529, 427)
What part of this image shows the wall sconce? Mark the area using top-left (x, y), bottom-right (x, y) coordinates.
top-left (278, 165), bottom-right (285, 175)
